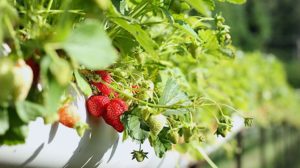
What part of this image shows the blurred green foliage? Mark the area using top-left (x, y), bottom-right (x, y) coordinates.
top-left (215, 0), bottom-right (300, 88)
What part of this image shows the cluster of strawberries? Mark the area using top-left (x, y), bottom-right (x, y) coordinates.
top-left (86, 70), bottom-right (128, 132)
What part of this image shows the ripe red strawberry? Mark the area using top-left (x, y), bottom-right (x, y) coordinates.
top-left (92, 82), bottom-right (113, 96)
top-left (58, 104), bottom-right (89, 136)
top-left (95, 70), bottom-right (112, 83)
top-left (92, 82), bottom-right (119, 98)
top-left (111, 98), bottom-right (128, 111)
top-left (103, 99), bottom-right (128, 132)
top-left (86, 95), bottom-right (110, 117)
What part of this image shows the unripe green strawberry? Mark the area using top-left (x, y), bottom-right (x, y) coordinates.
top-left (183, 126), bottom-right (193, 143)
top-left (215, 123), bottom-right (231, 137)
top-left (138, 80), bottom-right (154, 100)
top-left (0, 57), bottom-right (14, 105)
top-left (169, 130), bottom-right (179, 144)
top-left (139, 106), bottom-right (152, 121)
top-left (12, 59), bottom-right (33, 102)
top-left (147, 114), bottom-right (167, 136)
top-left (131, 150), bottom-right (148, 162)
top-left (244, 117), bottom-right (253, 127)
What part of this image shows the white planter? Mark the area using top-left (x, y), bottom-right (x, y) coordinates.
top-left (0, 87), bottom-right (189, 168)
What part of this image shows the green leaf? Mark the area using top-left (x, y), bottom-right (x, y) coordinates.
top-left (15, 101), bottom-right (45, 123)
top-left (159, 7), bottom-right (175, 25)
top-left (0, 107), bottom-right (9, 135)
top-left (159, 78), bottom-right (191, 115)
top-left (184, 0), bottom-right (212, 16)
top-left (199, 30), bottom-right (219, 50)
top-left (0, 107), bottom-right (28, 145)
top-left (122, 113), bottom-right (149, 143)
top-left (203, 0), bottom-right (216, 9)
top-left (74, 70), bottom-right (92, 96)
top-left (151, 128), bottom-right (172, 158)
top-left (108, 7), bottom-right (158, 57)
top-left (174, 20), bottom-right (200, 41)
top-left (63, 19), bottom-right (118, 70)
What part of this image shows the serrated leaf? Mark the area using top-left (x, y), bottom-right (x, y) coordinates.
top-left (15, 101), bottom-right (45, 123)
top-left (74, 70), bottom-right (92, 96)
top-left (0, 107), bottom-right (9, 135)
top-left (151, 128), bottom-right (172, 158)
top-left (122, 114), bottom-right (149, 143)
top-left (63, 19), bottom-right (118, 70)
top-left (159, 78), bottom-right (191, 115)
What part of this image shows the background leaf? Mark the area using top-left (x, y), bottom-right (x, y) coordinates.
top-left (225, 0), bottom-right (246, 5)
top-left (184, 0), bottom-right (213, 16)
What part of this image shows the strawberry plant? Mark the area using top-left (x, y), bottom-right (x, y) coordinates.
top-left (0, 0), bottom-right (300, 166)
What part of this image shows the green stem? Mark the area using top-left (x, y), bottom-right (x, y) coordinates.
top-left (193, 144), bottom-right (218, 168)
top-left (46, 0), bottom-right (54, 12)
top-left (99, 80), bottom-right (191, 109)
top-left (44, 43), bottom-right (60, 61)
top-left (4, 16), bottom-right (23, 58)
top-left (199, 97), bottom-right (225, 116)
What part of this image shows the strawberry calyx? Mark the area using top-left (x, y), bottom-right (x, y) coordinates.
top-left (74, 121), bottom-right (89, 137)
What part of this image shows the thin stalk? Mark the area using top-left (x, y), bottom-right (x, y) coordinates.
top-left (4, 16), bottom-right (23, 58)
top-left (99, 80), bottom-right (192, 109)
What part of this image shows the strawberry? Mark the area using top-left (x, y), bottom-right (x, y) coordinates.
top-left (169, 130), bottom-right (179, 144)
top-left (95, 70), bottom-right (112, 83)
top-left (12, 59), bottom-right (33, 101)
top-left (58, 104), bottom-right (80, 128)
top-left (131, 150), bottom-right (148, 162)
top-left (58, 104), bottom-right (88, 136)
top-left (0, 57), bottom-right (14, 106)
top-left (86, 95), bottom-right (110, 117)
top-left (92, 82), bottom-right (113, 96)
top-left (111, 98), bottom-right (128, 111)
top-left (91, 70), bottom-right (119, 97)
top-left (103, 98), bottom-right (128, 132)
top-left (146, 114), bottom-right (167, 136)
